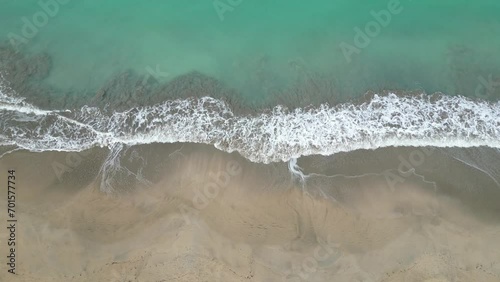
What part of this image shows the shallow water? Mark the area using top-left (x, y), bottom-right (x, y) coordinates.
top-left (1, 0), bottom-right (500, 102)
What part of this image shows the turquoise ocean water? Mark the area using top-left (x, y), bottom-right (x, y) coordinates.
top-left (1, 0), bottom-right (500, 104)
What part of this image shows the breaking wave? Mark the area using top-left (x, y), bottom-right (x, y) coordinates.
top-left (1, 86), bottom-right (499, 163)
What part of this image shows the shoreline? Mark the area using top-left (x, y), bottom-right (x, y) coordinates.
top-left (1, 89), bottom-right (499, 163)
top-left (2, 143), bottom-right (499, 214)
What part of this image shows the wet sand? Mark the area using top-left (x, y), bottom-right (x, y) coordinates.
top-left (1, 144), bottom-right (500, 281)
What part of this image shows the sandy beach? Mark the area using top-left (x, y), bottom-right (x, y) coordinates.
top-left (1, 144), bottom-right (499, 281)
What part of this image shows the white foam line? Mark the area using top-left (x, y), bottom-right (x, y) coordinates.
top-left (0, 147), bottom-right (20, 159)
top-left (0, 92), bottom-right (499, 164)
top-left (444, 153), bottom-right (500, 188)
top-left (288, 158), bottom-right (308, 183)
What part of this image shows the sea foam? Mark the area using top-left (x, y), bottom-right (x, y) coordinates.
top-left (1, 90), bottom-right (499, 163)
